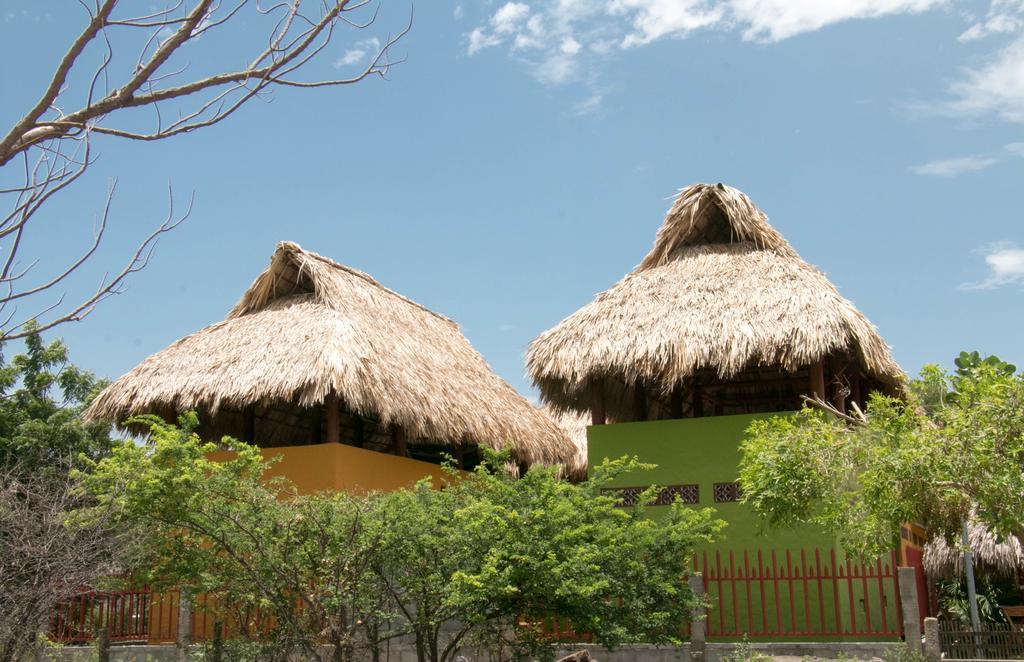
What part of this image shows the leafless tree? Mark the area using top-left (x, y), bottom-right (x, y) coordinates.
top-left (0, 465), bottom-right (126, 662)
top-left (0, 0), bottom-right (409, 341)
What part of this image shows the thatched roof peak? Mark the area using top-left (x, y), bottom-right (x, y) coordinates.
top-left (85, 242), bottom-right (576, 468)
top-left (637, 183), bottom-right (796, 271)
top-left (527, 182), bottom-right (904, 417)
top-left (230, 241), bottom-right (456, 326)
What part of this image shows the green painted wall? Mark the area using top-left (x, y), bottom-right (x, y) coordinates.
top-left (587, 414), bottom-right (901, 641)
top-left (587, 412), bottom-right (825, 551)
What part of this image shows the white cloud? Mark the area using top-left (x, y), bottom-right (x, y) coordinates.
top-left (909, 154), bottom-right (1000, 176)
top-left (461, 0), bottom-right (1024, 122)
top-left (610, 0), bottom-right (724, 48)
top-left (454, 4), bottom-right (464, 20)
top-left (561, 36), bottom-right (582, 54)
top-left (946, 36), bottom-right (1024, 122)
top-left (961, 243), bottom-right (1024, 290)
top-left (333, 38), bottom-right (381, 69)
top-left (959, 0), bottom-right (1024, 41)
top-left (909, 142), bottom-right (1024, 176)
top-left (334, 49), bottom-right (366, 68)
top-left (729, 0), bottom-right (945, 42)
top-left (468, 27), bottom-right (503, 55)
top-left (464, 0), bottom-right (966, 80)
top-left (535, 53), bottom-right (581, 85)
top-left (492, 2), bottom-right (531, 34)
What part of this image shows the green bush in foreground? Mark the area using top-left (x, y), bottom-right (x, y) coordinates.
top-left (739, 355), bottom-right (1024, 559)
top-left (83, 415), bottom-right (722, 662)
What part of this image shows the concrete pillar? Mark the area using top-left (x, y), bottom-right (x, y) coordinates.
top-left (96, 627), bottom-right (110, 662)
top-left (923, 617), bottom-right (940, 661)
top-left (177, 593), bottom-right (193, 662)
top-left (688, 575), bottom-right (707, 661)
top-left (898, 567), bottom-right (922, 654)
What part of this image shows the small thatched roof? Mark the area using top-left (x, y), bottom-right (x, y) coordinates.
top-left (85, 242), bottom-right (575, 467)
top-left (527, 183), bottom-right (904, 415)
top-left (924, 522), bottom-right (1024, 579)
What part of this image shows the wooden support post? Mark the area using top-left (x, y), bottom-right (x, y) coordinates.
top-left (453, 446), bottom-right (465, 470)
top-left (589, 378), bottom-right (606, 426)
top-left (352, 415), bottom-right (365, 448)
top-left (632, 382), bottom-right (647, 422)
top-left (325, 392), bottom-right (340, 444)
top-left (670, 386), bottom-right (684, 419)
top-left (162, 405), bottom-right (177, 426)
top-left (392, 425), bottom-right (408, 457)
top-left (691, 384), bottom-right (703, 418)
top-left (809, 361), bottom-right (826, 401)
top-left (311, 406), bottom-right (322, 444)
top-left (850, 373), bottom-right (863, 411)
top-left (832, 378), bottom-right (848, 413)
top-left (244, 407), bottom-right (256, 444)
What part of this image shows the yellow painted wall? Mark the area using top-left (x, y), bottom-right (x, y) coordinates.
top-left (207, 441), bottom-right (447, 495)
top-left (146, 444), bottom-right (444, 642)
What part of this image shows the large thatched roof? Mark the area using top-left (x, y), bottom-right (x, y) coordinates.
top-left (527, 183), bottom-right (904, 414)
top-left (85, 241), bottom-right (574, 467)
top-left (924, 522), bottom-right (1024, 579)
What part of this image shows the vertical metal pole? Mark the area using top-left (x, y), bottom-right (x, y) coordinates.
top-left (962, 520), bottom-right (981, 631)
top-left (962, 519), bottom-right (983, 657)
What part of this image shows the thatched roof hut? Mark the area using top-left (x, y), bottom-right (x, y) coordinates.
top-left (924, 522), bottom-right (1024, 579)
top-left (85, 241), bottom-right (574, 469)
top-left (528, 183), bottom-right (904, 423)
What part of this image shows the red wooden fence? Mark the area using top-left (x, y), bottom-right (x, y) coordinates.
top-left (50, 589), bottom-right (223, 644)
top-left (51, 548), bottom-right (905, 645)
top-left (693, 548), bottom-right (903, 639)
top-left (51, 587), bottom-right (155, 644)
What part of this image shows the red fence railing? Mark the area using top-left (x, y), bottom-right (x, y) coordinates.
top-left (53, 548), bottom-right (905, 645)
top-left (51, 588), bottom-right (266, 645)
top-left (693, 548), bottom-right (903, 639)
top-left (50, 587), bottom-right (154, 644)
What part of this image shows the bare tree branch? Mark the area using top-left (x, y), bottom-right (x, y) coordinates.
top-left (0, 0), bottom-right (409, 340)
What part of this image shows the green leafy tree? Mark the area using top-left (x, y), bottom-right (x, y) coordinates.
top-left (0, 327), bottom-right (115, 476)
top-left (370, 454), bottom-right (721, 662)
top-left (85, 417), bottom-right (722, 662)
top-left (738, 354), bottom-right (1024, 559)
top-left (82, 414), bottom-right (398, 662)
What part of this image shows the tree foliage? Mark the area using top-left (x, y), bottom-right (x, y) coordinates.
top-left (0, 331), bottom-right (126, 661)
top-left (738, 354), bottom-right (1024, 559)
top-left (84, 415), bottom-right (721, 662)
top-left (0, 327), bottom-right (115, 477)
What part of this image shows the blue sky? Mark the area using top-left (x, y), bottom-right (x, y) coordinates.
top-left (1, 0), bottom-right (1022, 398)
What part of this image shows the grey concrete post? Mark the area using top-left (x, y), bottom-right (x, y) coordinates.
top-left (898, 567), bottom-right (922, 654)
top-left (176, 594), bottom-right (193, 662)
top-left (923, 617), bottom-right (940, 661)
top-left (688, 575), bottom-right (707, 662)
top-left (96, 627), bottom-right (110, 662)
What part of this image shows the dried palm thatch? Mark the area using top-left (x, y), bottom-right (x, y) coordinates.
top-left (542, 406), bottom-right (590, 480)
top-left (84, 242), bottom-right (575, 467)
top-left (924, 522), bottom-right (1024, 579)
top-left (527, 183), bottom-right (904, 417)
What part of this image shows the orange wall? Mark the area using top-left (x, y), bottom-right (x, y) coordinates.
top-left (208, 442), bottom-right (448, 495)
